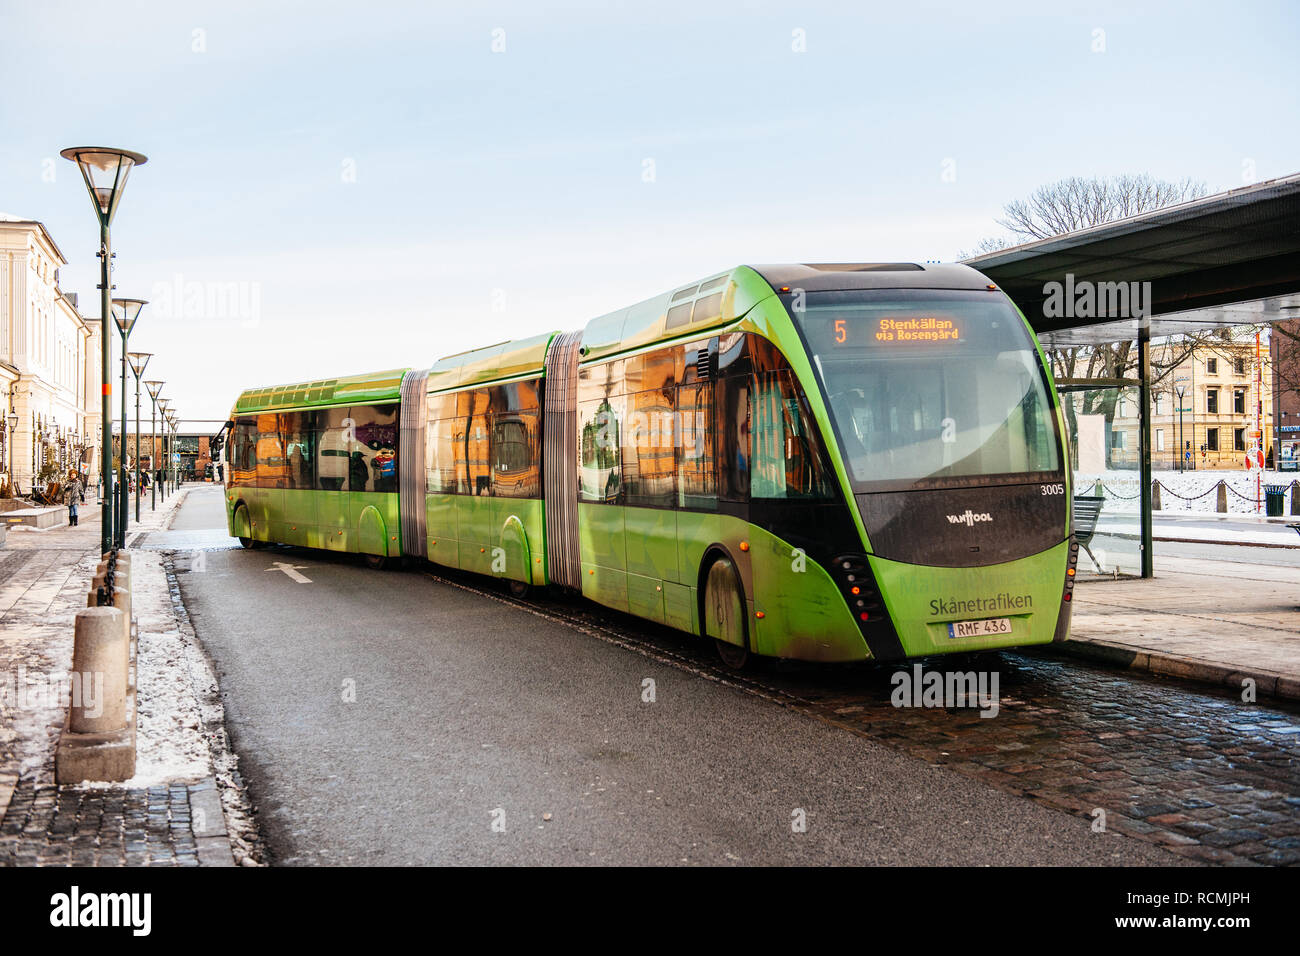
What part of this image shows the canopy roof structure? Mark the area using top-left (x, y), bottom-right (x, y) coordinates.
top-left (962, 172), bottom-right (1300, 578)
top-left (963, 173), bottom-right (1300, 346)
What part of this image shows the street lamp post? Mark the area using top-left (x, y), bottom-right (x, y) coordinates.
top-left (1174, 379), bottom-right (1189, 474)
top-left (111, 299), bottom-right (146, 548)
top-left (61, 147), bottom-right (147, 554)
top-left (169, 412), bottom-right (179, 491)
top-left (6, 413), bottom-right (16, 494)
top-left (166, 413), bottom-right (174, 493)
top-left (159, 401), bottom-right (173, 495)
top-left (157, 400), bottom-right (169, 499)
top-left (127, 352), bottom-right (152, 522)
top-left (145, 381), bottom-right (163, 510)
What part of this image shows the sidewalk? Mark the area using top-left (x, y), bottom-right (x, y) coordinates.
top-left (0, 489), bottom-right (254, 866)
top-left (1099, 517), bottom-right (1300, 548)
top-left (1060, 555), bottom-right (1300, 701)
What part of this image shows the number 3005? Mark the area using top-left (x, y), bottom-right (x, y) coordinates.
top-left (1040, 483), bottom-right (1065, 495)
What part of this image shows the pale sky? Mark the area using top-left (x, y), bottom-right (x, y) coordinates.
top-left (2, 0), bottom-right (1297, 427)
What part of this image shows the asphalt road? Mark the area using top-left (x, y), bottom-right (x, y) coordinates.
top-left (158, 486), bottom-right (1183, 865)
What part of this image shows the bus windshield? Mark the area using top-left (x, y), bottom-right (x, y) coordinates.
top-left (790, 288), bottom-right (1061, 491)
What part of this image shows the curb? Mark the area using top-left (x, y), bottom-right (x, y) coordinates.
top-left (1038, 638), bottom-right (1300, 702)
top-left (161, 545), bottom-right (265, 866)
top-left (189, 778), bottom-right (236, 866)
top-left (0, 772), bottom-right (16, 832)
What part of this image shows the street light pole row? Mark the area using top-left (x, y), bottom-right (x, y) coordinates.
top-left (61, 146), bottom-right (147, 554)
top-left (111, 300), bottom-right (180, 539)
top-left (59, 146), bottom-right (188, 549)
top-left (113, 298), bottom-right (143, 547)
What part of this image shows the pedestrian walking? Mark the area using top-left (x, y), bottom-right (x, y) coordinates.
top-left (64, 471), bottom-right (83, 527)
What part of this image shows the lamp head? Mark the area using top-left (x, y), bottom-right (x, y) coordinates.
top-left (59, 147), bottom-right (148, 227)
top-left (111, 298), bottom-right (147, 336)
top-left (127, 351), bottom-right (152, 377)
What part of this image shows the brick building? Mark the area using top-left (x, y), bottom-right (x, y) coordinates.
top-left (1270, 318), bottom-right (1300, 469)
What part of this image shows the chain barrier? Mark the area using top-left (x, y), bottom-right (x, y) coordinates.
top-left (1154, 482), bottom-right (1218, 501)
top-left (1090, 478), bottom-right (1296, 507)
top-left (1222, 482), bottom-right (1262, 503)
top-left (96, 548), bottom-right (119, 605)
top-left (1099, 483), bottom-right (1140, 500)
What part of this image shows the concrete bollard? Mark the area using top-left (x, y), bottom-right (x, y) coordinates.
top-left (68, 607), bottom-right (127, 734)
top-left (1093, 479), bottom-right (1103, 497)
top-left (1216, 481), bottom-right (1228, 513)
top-left (111, 588), bottom-right (133, 677)
top-left (1152, 481), bottom-right (1162, 512)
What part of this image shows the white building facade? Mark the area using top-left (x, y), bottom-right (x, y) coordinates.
top-left (0, 215), bottom-right (102, 495)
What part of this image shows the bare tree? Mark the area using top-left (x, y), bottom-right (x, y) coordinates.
top-left (957, 236), bottom-right (1014, 259)
top-left (966, 174), bottom-right (1215, 464)
top-left (998, 174), bottom-right (1209, 241)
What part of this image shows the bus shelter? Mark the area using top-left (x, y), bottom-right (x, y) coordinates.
top-left (965, 173), bottom-right (1300, 577)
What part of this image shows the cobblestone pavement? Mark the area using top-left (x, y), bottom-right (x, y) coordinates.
top-left (445, 573), bottom-right (1300, 867)
top-left (0, 782), bottom-right (204, 866)
top-left (783, 654), bottom-right (1300, 867)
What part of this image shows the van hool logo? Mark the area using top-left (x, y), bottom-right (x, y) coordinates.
top-left (1042, 273), bottom-right (1152, 319)
top-left (945, 510), bottom-right (993, 526)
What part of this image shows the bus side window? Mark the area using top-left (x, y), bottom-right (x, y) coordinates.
top-left (579, 396), bottom-right (622, 503)
top-left (676, 381), bottom-right (716, 509)
top-left (427, 415), bottom-right (462, 495)
top-left (349, 403), bottom-right (399, 493)
top-left (284, 410), bottom-right (316, 490)
top-left (489, 379), bottom-right (542, 499)
top-left (231, 419), bottom-right (258, 487)
top-left (718, 374), bottom-right (750, 502)
top-left (315, 407), bottom-right (351, 492)
top-left (751, 369), bottom-right (835, 500)
top-left (255, 413), bottom-right (286, 489)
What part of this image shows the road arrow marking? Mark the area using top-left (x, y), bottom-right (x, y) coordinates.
top-left (267, 562), bottom-right (312, 584)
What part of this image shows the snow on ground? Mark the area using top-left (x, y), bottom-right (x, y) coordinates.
top-left (1076, 469), bottom-right (1299, 515)
top-left (77, 549), bottom-right (211, 789)
top-left (0, 553), bottom-right (97, 782)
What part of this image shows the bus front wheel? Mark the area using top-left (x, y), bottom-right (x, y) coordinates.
top-left (235, 505), bottom-right (259, 549)
top-left (704, 556), bottom-right (749, 670)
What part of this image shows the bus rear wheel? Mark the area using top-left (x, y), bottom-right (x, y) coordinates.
top-left (704, 556), bottom-right (750, 670)
top-left (508, 579), bottom-right (531, 599)
top-left (364, 553), bottom-right (387, 570)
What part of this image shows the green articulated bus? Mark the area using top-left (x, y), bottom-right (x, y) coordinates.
top-left (225, 263), bottom-right (1078, 668)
